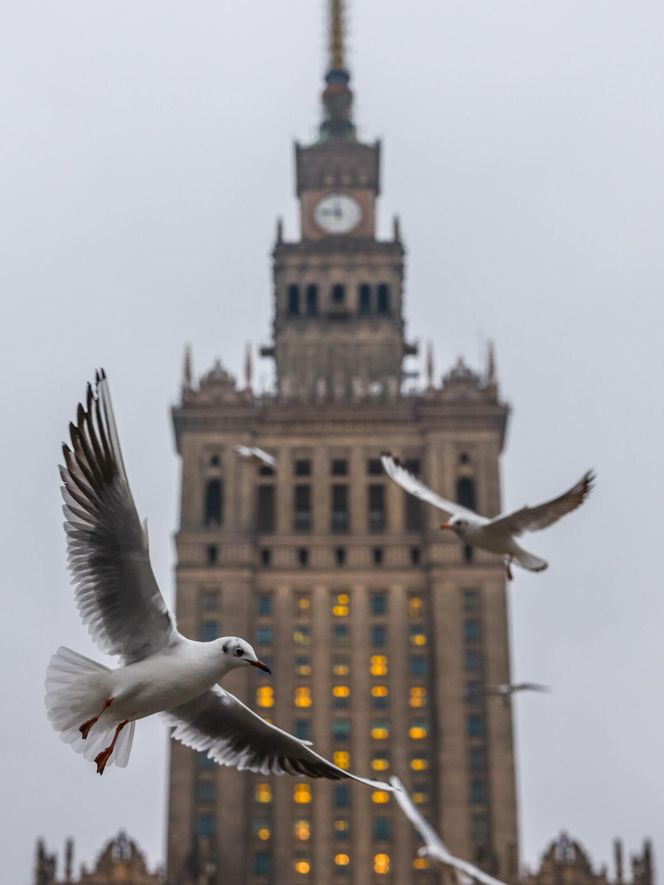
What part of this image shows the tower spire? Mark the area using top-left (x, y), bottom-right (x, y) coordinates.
top-left (321, 0), bottom-right (355, 139)
top-left (329, 0), bottom-right (346, 71)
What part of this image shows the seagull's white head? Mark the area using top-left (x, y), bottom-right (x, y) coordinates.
top-left (440, 515), bottom-right (471, 536)
top-left (220, 637), bottom-right (271, 674)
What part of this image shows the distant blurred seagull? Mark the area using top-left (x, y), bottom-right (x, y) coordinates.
top-left (391, 777), bottom-right (508, 885)
top-left (381, 453), bottom-right (594, 580)
top-left (235, 445), bottom-right (276, 469)
top-left (485, 683), bottom-right (551, 705)
top-left (46, 371), bottom-right (391, 794)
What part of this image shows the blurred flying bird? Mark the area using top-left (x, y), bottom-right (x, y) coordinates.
top-left (235, 445), bottom-right (276, 468)
top-left (391, 777), bottom-right (508, 885)
top-left (485, 683), bottom-right (551, 706)
top-left (45, 371), bottom-right (391, 794)
top-left (381, 453), bottom-right (594, 580)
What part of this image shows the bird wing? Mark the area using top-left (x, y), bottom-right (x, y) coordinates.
top-left (485, 470), bottom-right (595, 537)
top-left (390, 778), bottom-right (508, 885)
top-left (60, 371), bottom-right (178, 664)
top-left (381, 453), bottom-right (478, 520)
top-left (235, 445), bottom-right (276, 469)
top-left (513, 683), bottom-right (551, 693)
top-left (165, 686), bottom-right (391, 789)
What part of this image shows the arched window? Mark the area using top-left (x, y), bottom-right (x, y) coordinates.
top-left (358, 284), bottom-right (372, 314)
top-left (456, 477), bottom-right (477, 511)
top-left (287, 284), bottom-right (300, 315)
top-left (332, 283), bottom-right (346, 305)
top-left (204, 479), bottom-right (223, 526)
top-left (377, 284), bottom-right (391, 315)
top-left (305, 284), bottom-right (318, 315)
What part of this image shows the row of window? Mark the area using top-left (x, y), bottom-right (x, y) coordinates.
top-left (202, 544), bottom-right (420, 569)
top-left (253, 591), bottom-right (426, 619)
top-left (250, 852), bottom-right (399, 877)
top-left (286, 282), bottom-right (392, 317)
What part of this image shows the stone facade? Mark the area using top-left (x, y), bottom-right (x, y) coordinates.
top-left (521, 834), bottom-right (654, 885)
top-left (34, 833), bottom-right (163, 885)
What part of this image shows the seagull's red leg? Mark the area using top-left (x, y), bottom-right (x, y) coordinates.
top-left (505, 556), bottom-right (514, 582)
top-left (95, 719), bottom-right (129, 775)
top-left (79, 698), bottom-right (113, 740)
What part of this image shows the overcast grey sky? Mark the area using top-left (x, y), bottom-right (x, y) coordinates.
top-left (1, 1), bottom-right (662, 882)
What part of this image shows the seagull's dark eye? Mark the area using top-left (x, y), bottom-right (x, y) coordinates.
top-left (234, 648), bottom-right (244, 657)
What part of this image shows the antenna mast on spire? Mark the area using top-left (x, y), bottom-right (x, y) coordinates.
top-left (329, 0), bottom-right (346, 70)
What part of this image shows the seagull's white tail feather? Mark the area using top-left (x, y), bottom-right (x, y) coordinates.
top-left (45, 646), bottom-right (135, 769)
top-left (514, 548), bottom-right (548, 573)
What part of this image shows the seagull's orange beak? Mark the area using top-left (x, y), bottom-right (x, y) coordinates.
top-left (440, 522), bottom-right (452, 531)
top-left (248, 659), bottom-right (271, 674)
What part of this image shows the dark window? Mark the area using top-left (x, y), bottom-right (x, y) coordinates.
top-left (459, 452), bottom-right (471, 465)
top-left (332, 719), bottom-right (351, 740)
top-left (469, 778), bottom-right (488, 804)
top-left (209, 454), bottom-right (220, 466)
top-left (371, 624), bottom-right (387, 647)
top-left (253, 852), bottom-right (271, 875)
top-left (377, 283), bottom-right (391, 315)
top-left (305, 284), bottom-right (318, 315)
top-left (471, 812), bottom-right (489, 845)
top-left (287, 284), bottom-right (300, 315)
top-left (372, 547), bottom-right (384, 566)
top-left (260, 548), bottom-right (272, 567)
top-left (368, 484), bottom-right (386, 531)
top-left (409, 656), bottom-right (428, 677)
top-left (467, 714), bottom-right (485, 737)
top-left (335, 547), bottom-right (346, 566)
top-left (410, 547), bottom-right (421, 566)
top-left (297, 548), bottom-right (309, 567)
top-left (331, 458), bottom-right (348, 476)
top-left (462, 588), bottom-right (480, 610)
top-left (404, 459), bottom-right (423, 530)
top-left (373, 817), bottom-right (392, 841)
top-left (204, 479), bottom-right (223, 526)
top-left (332, 283), bottom-right (346, 304)
top-left (469, 747), bottom-right (487, 772)
top-left (294, 485), bottom-right (312, 531)
top-left (371, 592), bottom-right (388, 615)
top-left (256, 627), bottom-right (273, 645)
top-left (294, 719), bottom-right (311, 741)
top-left (196, 814), bottom-right (215, 837)
top-left (201, 589), bottom-right (219, 611)
top-left (259, 464), bottom-right (274, 477)
top-left (331, 485), bottom-right (349, 532)
top-left (463, 544), bottom-right (475, 564)
top-left (256, 485), bottom-right (275, 533)
top-left (358, 283), bottom-right (372, 315)
top-left (258, 595), bottom-right (272, 616)
top-left (372, 691), bottom-right (389, 710)
top-left (333, 624), bottom-right (350, 646)
top-left (294, 458), bottom-right (311, 477)
top-left (196, 779), bottom-right (215, 803)
top-left (464, 681), bottom-right (483, 704)
top-left (334, 784), bottom-right (351, 806)
top-left (465, 649), bottom-right (482, 672)
top-left (197, 753), bottom-right (216, 770)
top-left (464, 619), bottom-right (481, 642)
top-left (201, 619), bottom-right (219, 641)
top-left (333, 692), bottom-right (350, 710)
top-left (456, 477), bottom-right (477, 511)
top-left (206, 544), bottom-right (218, 565)
top-left (367, 458), bottom-right (383, 476)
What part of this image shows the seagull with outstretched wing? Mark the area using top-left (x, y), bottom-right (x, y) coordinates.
top-left (235, 445), bottom-right (276, 469)
top-left (45, 371), bottom-right (391, 795)
top-left (391, 777), bottom-right (508, 885)
top-left (485, 683), bottom-right (551, 706)
top-left (381, 453), bottom-right (594, 580)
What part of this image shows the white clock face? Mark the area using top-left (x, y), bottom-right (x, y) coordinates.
top-left (314, 193), bottom-right (362, 234)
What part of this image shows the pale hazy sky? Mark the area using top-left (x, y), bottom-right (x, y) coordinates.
top-left (1, 1), bottom-right (662, 882)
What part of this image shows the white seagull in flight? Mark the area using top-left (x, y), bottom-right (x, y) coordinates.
top-left (235, 445), bottom-right (276, 469)
top-left (381, 453), bottom-right (594, 580)
top-left (46, 371), bottom-right (390, 793)
top-left (390, 777), bottom-right (508, 885)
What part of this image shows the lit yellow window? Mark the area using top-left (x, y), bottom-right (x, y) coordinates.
top-left (411, 629), bottom-right (426, 647)
top-left (256, 783), bottom-right (272, 803)
top-left (409, 596), bottom-right (423, 617)
top-left (409, 686), bottom-right (427, 708)
top-left (334, 853), bottom-right (350, 866)
top-left (294, 819), bottom-right (311, 841)
top-left (413, 791), bottom-right (427, 805)
top-left (409, 723), bottom-right (428, 740)
top-left (294, 859), bottom-right (311, 874)
top-left (410, 757), bottom-right (428, 772)
top-left (334, 818), bottom-right (349, 834)
top-left (371, 755), bottom-right (389, 772)
top-left (295, 660), bottom-right (311, 676)
top-left (371, 684), bottom-right (389, 698)
top-left (370, 655), bottom-right (388, 676)
top-left (293, 627), bottom-right (311, 646)
top-left (332, 593), bottom-right (350, 617)
top-left (333, 751), bottom-right (351, 769)
top-left (372, 790), bottom-right (390, 805)
top-left (256, 686), bottom-right (274, 708)
top-left (332, 685), bottom-right (351, 698)
top-left (374, 853), bottom-right (391, 874)
top-left (333, 661), bottom-right (350, 676)
top-left (413, 856), bottom-right (430, 870)
top-left (295, 686), bottom-right (312, 708)
top-left (294, 783), bottom-right (312, 804)
top-left (257, 825), bottom-right (271, 841)
top-left (296, 594), bottom-right (311, 614)
top-left (372, 722), bottom-right (389, 740)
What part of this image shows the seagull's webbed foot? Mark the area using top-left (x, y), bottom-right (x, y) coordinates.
top-left (94, 718), bottom-right (128, 775)
top-left (79, 698), bottom-right (113, 740)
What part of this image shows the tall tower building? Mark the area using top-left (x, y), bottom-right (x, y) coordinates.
top-left (167, 3), bottom-right (518, 883)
